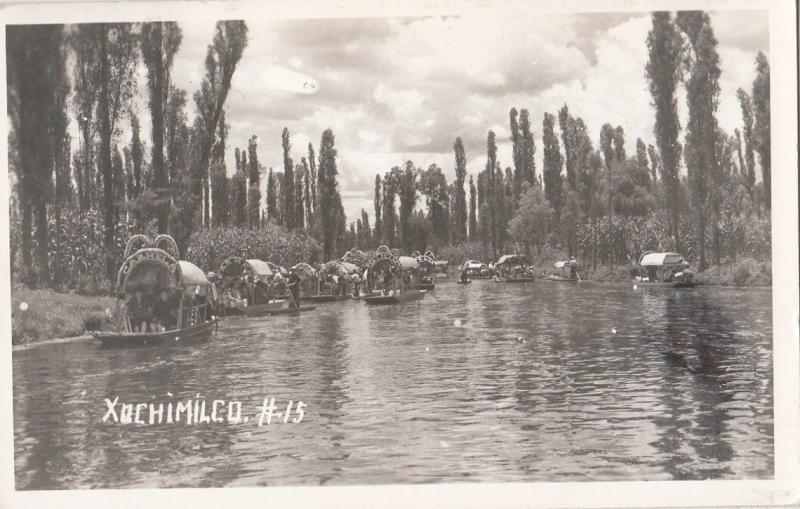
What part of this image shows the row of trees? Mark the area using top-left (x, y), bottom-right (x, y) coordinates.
top-left (8, 21), bottom-right (249, 288)
top-left (337, 12), bottom-right (771, 269)
top-left (7, 11), bottom-right (771, 292)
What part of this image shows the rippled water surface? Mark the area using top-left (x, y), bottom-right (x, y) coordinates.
top-left (13, 281), bottom-right (773, 489)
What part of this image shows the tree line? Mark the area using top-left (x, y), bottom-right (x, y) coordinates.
top-left (7, 11), bottom-right (771, 293)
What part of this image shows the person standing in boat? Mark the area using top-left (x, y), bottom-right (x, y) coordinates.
top-left (569, 256), bottom-right (578, 280)
top-left (287, 267), bottom-right (301, 309)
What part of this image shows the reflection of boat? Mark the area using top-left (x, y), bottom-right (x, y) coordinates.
top-left (95, 235), bottom-right (216, 348)
top-left (363, 290), bottom-right (426, 304)
top-left (636, 252), bottom-right (696, 288)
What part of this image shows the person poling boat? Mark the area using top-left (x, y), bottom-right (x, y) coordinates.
top-left (545, 257), bottom-right (582, 282)
top-left (287, 267), bottom-right (302, 309)
top-left (94, 234), bottom-right (216, 348)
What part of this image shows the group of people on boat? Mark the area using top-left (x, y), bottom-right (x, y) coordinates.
top-left (125, 285), bottom-right (213, 333)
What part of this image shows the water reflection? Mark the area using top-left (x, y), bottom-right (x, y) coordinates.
top-left (13, 282), bottom-right (773, 488)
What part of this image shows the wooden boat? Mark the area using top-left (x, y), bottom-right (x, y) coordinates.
top-left (301, 294), bottom-right (350, 303)
top-left (543, 275), bottom-right (579, 282)
top-left (413, 251), bottom-right (437, 291)
top-left (239, 300), bottom-right (288, 316)
top-left (363, 289), bottom-right (426, 304)
top-left (361, 246), bottom-right (427, 305)
top-left (268, 305), bottom-right (316, 315)
top-left (94, 235), bottom-right (216, 348)
top-left (97, 320), bottom-right (215, 348)
top-left (636, 252), bottom-right (696, 288)
top-left (494, 276), bottom-right (536, 283)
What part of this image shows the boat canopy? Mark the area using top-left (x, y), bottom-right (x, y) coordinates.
top-left (179, 260), bottom-right (211, 286)
top-left (464, 261), bottom-right (485, 270)
top-left (245, 259), bottom-right (273, 277)
top-left (398, 256), bottom-right (419, 269)
top-left (554, 260), bottom-right (567, 268)
top-left (219, 256), bottom-right (248, 277)
top-left (497, 254), bottom-right (529, 266)
top-left (415, 254), bottom-right (436, 268)
top-left (639, 252), bottom-right (687, 267)
top-left (433, 260), bottom-right (448, 267)
top-left (291, 262), bottom-right (316, 279)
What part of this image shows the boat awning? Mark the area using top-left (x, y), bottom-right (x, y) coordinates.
top-left (246, 259), bottom-right (273, 277)
top-left (179, 261), bottom-right (210, 286)
top-left (465, 261), bottom-right (484, 270)
top-left (554, 260), bottom-right (567, 268)
top-left (433, 260), bottom-right (448, 267)
top-left (498, 255), bottom-right (529, 265)
top-left (640, 252), bottom-right (686, 267)
top-left (398, 256), bottom-right (419, 269)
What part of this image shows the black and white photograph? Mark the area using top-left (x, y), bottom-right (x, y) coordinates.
top-left (1, 0), bottom-right (798, 507)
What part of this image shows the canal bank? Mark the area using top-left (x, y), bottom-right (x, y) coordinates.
top-left (10, 257), bottom-right (772, 346)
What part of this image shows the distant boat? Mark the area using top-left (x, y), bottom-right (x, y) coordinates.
top-left (636, 252), bottom-right (696, 288)
top-left (544, 260), bottom-right (580, 282)
top-left (493, 254), bottom-right (536, 282)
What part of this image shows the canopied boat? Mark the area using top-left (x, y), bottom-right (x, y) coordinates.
top-left (303, 260), bottom-right (356, 302)
top-left (94, 235), bottom-right (216, 348)
top-left (636, 252), bottom-right (695, 288)
top-left (493, 254), bottom-right (535, 282)
top-left (463, 260), bottom-right (490, 279)
top-left (362, 246), bottom-right (426, 304)
top-left (413, 251), bottom-right (436, 290)
top-left (216, 256), bottom-right (287, 316)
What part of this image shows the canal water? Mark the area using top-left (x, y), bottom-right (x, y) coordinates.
top-left (12, 281), bottom-right (773, 489)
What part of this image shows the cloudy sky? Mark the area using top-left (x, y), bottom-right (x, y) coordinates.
top-left (159, 10), bottom-right (768, 222)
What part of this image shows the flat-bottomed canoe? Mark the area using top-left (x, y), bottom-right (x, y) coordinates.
top-left (239, 300), bottom-right (288, 316)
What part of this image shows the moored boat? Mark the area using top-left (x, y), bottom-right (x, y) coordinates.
top-left (94, 235), bottom-right (216, 348)
top-left (635, 252), bottom-right (696, 288)
top-left (544, 259), bottom-right (581, 282)
top-left (493, 254), bottom-right (536, 282)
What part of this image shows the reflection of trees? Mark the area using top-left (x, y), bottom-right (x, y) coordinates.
top-left (311, 311), bottom-right (351, 484)
top-left (650, 290), bottom-right (736, 479)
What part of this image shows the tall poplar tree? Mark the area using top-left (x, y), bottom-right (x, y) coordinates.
top-left (646, 11), bottom-right (684, 251)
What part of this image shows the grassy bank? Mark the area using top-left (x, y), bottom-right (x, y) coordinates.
top-left (11, 286), bottom-right (116, 345)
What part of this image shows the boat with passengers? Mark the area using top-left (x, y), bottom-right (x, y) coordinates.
top-left (413, 250), bottom-right (436, 290)
top-left (303, 260), bottom-right (359, 302)
top-left (94, 234), bottom-right (216, 348)
top-left (362, 246), bottom-right (426, 304)
top-left (216, 256), bottom-right (287, 316)
top-left (635, 252), bottom-right (696, 288)
top-left (493, 254), bottom-right (536, 282)
top-left (463, 260), bottom-right (490, 279)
